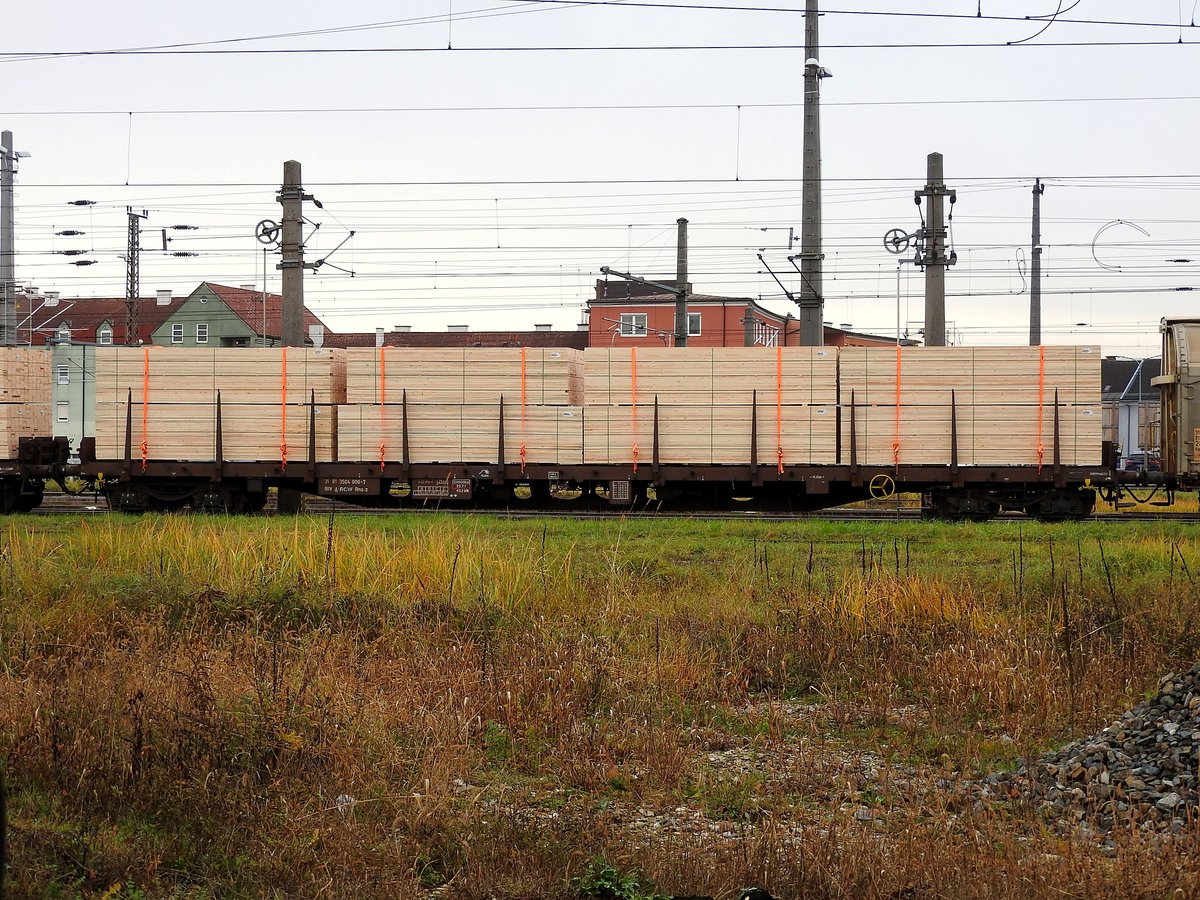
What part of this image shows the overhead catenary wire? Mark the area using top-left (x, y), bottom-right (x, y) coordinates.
top-left (0, 39), bottom-right (1194, 60)
top-left (9, 94), bottom-right (1200, 116)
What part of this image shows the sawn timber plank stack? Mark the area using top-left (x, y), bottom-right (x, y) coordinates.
top-left (582, 346), bottom-right (838, 465)
top-left (838, 346), bottom-right (1102, 466)
top-left (341, 347), bottom-right (583, 405)
top-left (93, 347), bottom-right (342, 462)
top-left (336, 347), bottom-right (585, 465)
top-left (336, 403), bottom-right (585, 466)
top-left (0, 348), bottom-right (52, 458)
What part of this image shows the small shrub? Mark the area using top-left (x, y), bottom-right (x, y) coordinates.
top-left (573, 857), bottom-right (666, 900)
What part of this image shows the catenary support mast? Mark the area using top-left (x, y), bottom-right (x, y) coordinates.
top-left (798, 0), bottom-right (825, 346)
top-left (917, 152), bottom-right (955, 347)
top-left (1030, 178), bottom-right (1045, 346)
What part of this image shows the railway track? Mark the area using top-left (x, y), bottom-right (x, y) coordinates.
top-left (29, 493), bottom-right (1200, 523)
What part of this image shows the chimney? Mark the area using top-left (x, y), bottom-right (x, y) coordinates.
top-left (577, 322), bottom-right (588, 331)
top-left (393, 325), bottom-right (411, 333)
top-left (44, 291), bottom-right (60, 307)
top-left (240, 284), bottom-right (255, 292)
top-left (534, 323), bottom-right (552, 332)
top-left (375, 327), bottom-right (385, 348)
top-left (156, 289), bottom-right (172, 306)
top-left (448, 325), bottom-right (468, 332)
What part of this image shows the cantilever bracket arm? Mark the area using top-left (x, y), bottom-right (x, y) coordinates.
top-left (599, 265), bottom-right (683, 297)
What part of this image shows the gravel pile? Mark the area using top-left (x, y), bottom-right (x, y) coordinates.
top-left (985, 664), bottom-right (1200, 833)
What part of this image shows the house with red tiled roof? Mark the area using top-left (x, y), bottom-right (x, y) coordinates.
top-left (16, 289), bottom-right (188, 346)
top-left (149, 283), bottom-right (330, 347)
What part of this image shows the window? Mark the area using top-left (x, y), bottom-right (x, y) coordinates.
top-left (196, 323), bottom-right (209, 344)
top-left (56, 401), bottom-right (68, 423)
top-left (57, 324), bottom-right (70, 343)
top-left (687, 312), bottom-right (702, 336)
top-left (171, 323), bottom-right (184, 344)
top-left (56, 365), bottom-right (69, 385)
top-left (97, 324), bottom-right (113, 345)
top-left (619, 313), bottom-right (648, 337)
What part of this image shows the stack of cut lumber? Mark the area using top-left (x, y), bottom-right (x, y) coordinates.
top-left (582, 347), bottom-right (838, 465)
top-left (337, 347), bottom-right (584, 465)
top-left (0, 348), bottom-right (52, 458)
top-left (341, 347), bottom-right (583, 405)
top-left (336, 403), bottom-right (585, 466)
top-left (93, 348), bottom-right (342, 462)
top-left (838, 346), bottom-right (1102, 466)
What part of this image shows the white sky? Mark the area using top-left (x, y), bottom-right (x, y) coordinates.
top-left (3, 1), bottom-right (1199, 355)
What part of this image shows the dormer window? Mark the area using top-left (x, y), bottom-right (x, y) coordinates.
top-left (57, 324), bottom-right (71, 343)
top-left (97, 323), bottom-right (113, 345)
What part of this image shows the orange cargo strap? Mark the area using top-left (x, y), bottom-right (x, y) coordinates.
top-left (892, 344), bottom-right (902, 468)
top-left (378, 347), bottom-right (387, 472)
top-left (140, 347), bottom-right (150, 471)
top-left (519, 346), bottom-right (528, 472)
top-left (630, 346), bottom-right (639, 474)
top-left (775, 345), bottom-right (785, 474)
top-left (280, 348), bottom-right (289, 470)
top-left (1036, 345), bottom-right (1046, 472)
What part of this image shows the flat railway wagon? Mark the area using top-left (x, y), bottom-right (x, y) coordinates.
top-left (3, 320), bottom-right (1196, 521)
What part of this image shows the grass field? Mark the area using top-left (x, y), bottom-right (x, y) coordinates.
top-left (2, 513), bottom-right (1199, 898)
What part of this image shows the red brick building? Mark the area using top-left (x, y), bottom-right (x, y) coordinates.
top-left (587, 280), bottom-right (901, 348)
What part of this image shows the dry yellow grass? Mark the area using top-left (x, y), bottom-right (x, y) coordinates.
top-left (0, 514), bottom-right (1198, 897)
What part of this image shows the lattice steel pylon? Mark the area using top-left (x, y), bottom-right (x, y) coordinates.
top-left (125, 207), bottom-right (147, 345)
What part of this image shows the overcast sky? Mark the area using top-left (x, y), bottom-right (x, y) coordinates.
top-left (3, 1), bottom-right (1199, 354)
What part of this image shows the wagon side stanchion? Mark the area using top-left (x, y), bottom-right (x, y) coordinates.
top-left (750, 390), bottom-right (760, 487)
top-left (849, 389), bottom-right (860, 488)
top-left (122, 388), bottom-right (133, 482)
top-left (1053, 389), bottom-right (1065, 489)
top-left (496, 394), bottom-right (506, 487)
top-left (950, 389), bottom-right (962, 488)
top-left (652, 396), bottom-right (661, 486)
top-left (307, 389), bottom-right (317, 483)
top-left (401, 389), bottom-right (411, 483)
top-left (214, 391), bottom-right (224, 484)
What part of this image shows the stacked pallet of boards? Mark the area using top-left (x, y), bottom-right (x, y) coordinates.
top-left (93, 347), bottom-right (342, 463)
top-left (335, 348), bottom-right (585, 465)
top-left (839, 346), bottom-right (1102, 466)
top-left (582, 347), bottom-right (839, 466)
top-left (0, 348), bottom-right (52, 459)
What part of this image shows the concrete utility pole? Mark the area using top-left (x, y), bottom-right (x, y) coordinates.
top-left (276, 160), bottom-right (312, 515)
top-left (125, 207), bottom-right (147, 345)
top-left (674, 217), bottom-right (689, 347)
top-left (1029, 179), bottom-right (1045, 346)
top-left (1, 130), bottom-right (24, 347)
top-left (916, 152), bottom-right (956, 347)
top-left (277, 159), bottom-right (310, 348)
top-left (798, 0), bottom-right (826, 346)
